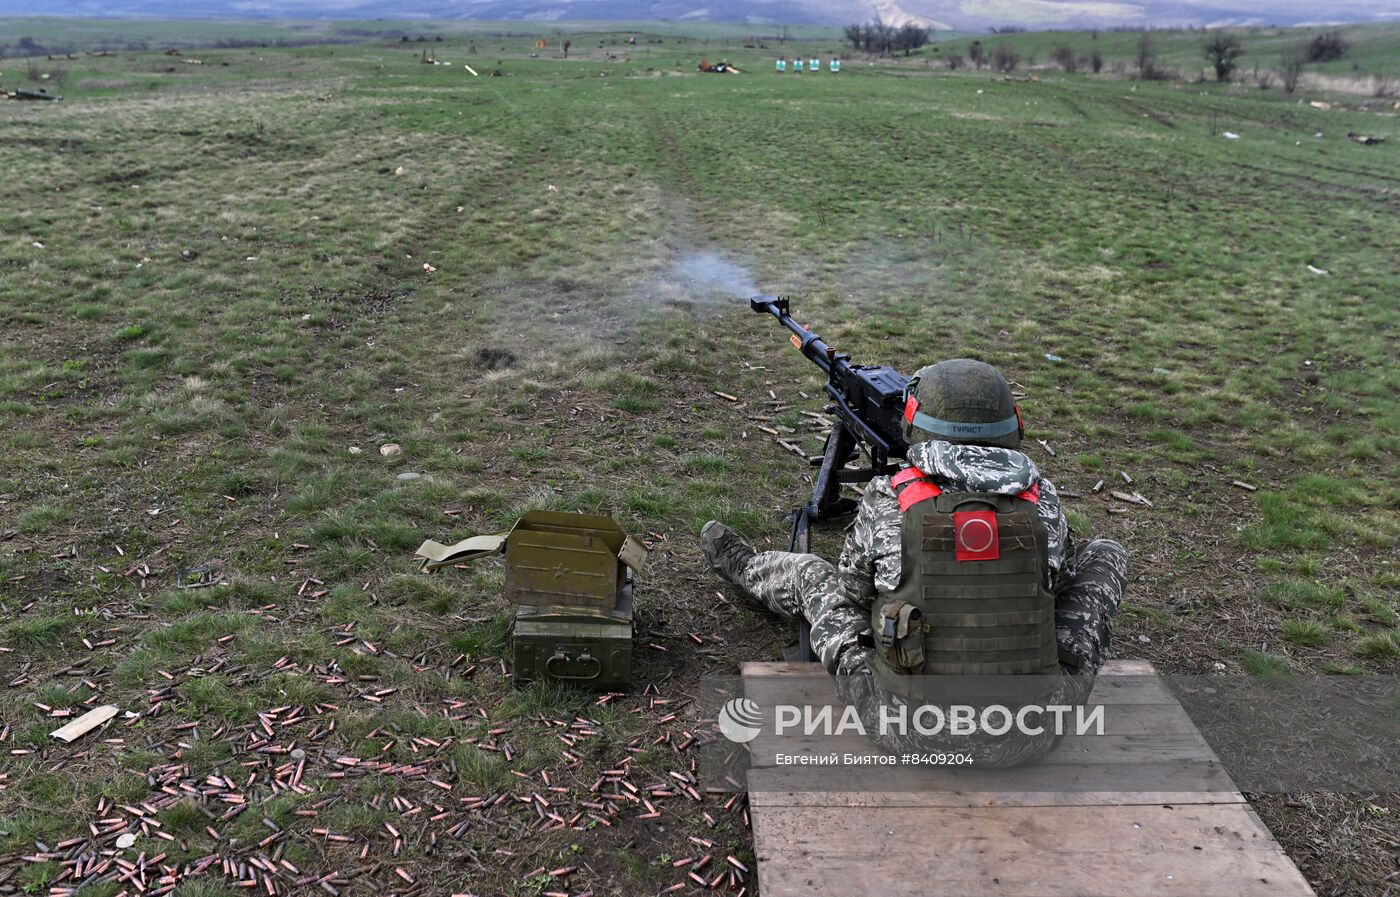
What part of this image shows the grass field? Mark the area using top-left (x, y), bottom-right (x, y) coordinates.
top-left (1, 20), bottom-right (1398, 897)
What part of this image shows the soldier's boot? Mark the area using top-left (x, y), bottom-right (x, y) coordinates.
top-left (700, 521), bottom-right (757, 587)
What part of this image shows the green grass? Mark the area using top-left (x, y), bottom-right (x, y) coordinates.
top-left (451, 742), bottom-right (510, 790)
top-left (1358, 594), bottom-right (1398, 626)
top-left (1353, 632), bottom-right (1400, 660)
top-left (1261, 578), bottom-right (1346, 610)
top-left (1, 17), bottom-right (1397, 897)
top-left (1280, 618), bottom-right (1328, 647)
top-left (3, 614), bottom-right (72, 647)
top-left (16, 503), bottom-right (72, 533)
top-left (1241, 649), bottom-right (1292, 677)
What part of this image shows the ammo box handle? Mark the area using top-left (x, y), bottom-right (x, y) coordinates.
top-left (546, 651), bottom-right (602, 681)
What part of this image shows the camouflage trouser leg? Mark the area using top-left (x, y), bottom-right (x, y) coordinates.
top-left (1054, 539), bottom-right (1129, 675)
top-left (740, 551), bottom-right (869, 675)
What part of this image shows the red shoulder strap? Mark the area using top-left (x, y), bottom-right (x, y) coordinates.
top-left (892, 467), bottom-right (926, 488)
top-left (892, 467), bottom-right (942, 512)
top-left (895, 468), bottom-right (1039, 510)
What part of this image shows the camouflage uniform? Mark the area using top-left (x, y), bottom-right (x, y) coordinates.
top-left (735, 440), bottom-right (1129, 766)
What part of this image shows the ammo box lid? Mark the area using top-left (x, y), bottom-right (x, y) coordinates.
top-left (414, 511), bottom-right (647, 609)
top-left (503, 511), bottom-right (644, 608)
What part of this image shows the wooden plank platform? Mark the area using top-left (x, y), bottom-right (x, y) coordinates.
top-left (743, 660), bottom-right (1315, 897)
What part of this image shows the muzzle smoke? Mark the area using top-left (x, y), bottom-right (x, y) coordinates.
top-left (670, 251), bottom-right (759, 302)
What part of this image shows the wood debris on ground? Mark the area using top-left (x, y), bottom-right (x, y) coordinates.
top-left (1109, 490), bottom-right (1153, 508)
top-left (776, 439), bottom-right (807, 459)
top-left (49, 704), bottom-right (120, 743)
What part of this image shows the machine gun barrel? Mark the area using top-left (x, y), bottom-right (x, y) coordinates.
top-left (750, 295), bottom-right (834, 376)
top-left (750, 293), bottom-right (912, 662)
top-left (751, 294), bottom-right (909, 463)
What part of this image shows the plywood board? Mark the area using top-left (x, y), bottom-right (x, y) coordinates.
top-left (744, 660), bottom-right (1315, 897)
top-left (752, 803), bottom-right (1315, 897)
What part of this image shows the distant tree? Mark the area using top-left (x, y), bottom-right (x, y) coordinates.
top-left (991, 43), bottom-right (1018, 72)
top-left (1051, 44), bottom-right (1077, 72)
top-left (1204, 32), bottom-right (1244, 82)
top-left (946, 51), bottom-right (964, 70)
top-left (844, 19), bottom-right (906, 56)
top-left (1135, 31), bottom-right (1168, 80)
top-left (968, 40), bottom-right (985, 69)
top-left (16, 36), bottom-right (49, 57)
top-left (1136, 31), bottom-right (1155, 79)
top-left (1090, 49), bottom-right (1103, 73)
top-left (872, 19), bottom-right (895, 55)
top-left (895, 24), bottom-right (931, 56)
top-left (846, 20), bottom-right (893, 54)
top-left (1280, 48), bottom-right (1305, 93)
top-left (1304, 31), bottom-right (1347, 63)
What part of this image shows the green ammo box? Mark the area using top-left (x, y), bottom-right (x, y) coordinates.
top-left (512, 588), bottom-right (635, 689)
top-left (415, 511), bottom-right (647, 690)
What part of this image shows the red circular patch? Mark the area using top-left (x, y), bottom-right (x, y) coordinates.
top-left (958, 518), bottom-right (995, 553)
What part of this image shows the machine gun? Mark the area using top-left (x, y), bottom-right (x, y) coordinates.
top-left (750, 296), bottom-right (910, 661)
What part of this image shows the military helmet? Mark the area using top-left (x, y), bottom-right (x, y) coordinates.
top-left (901, 359), bottom-right (1023, 449)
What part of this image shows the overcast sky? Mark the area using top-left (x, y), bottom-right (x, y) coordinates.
top-left (6, 0), bottom-right (1400, 25)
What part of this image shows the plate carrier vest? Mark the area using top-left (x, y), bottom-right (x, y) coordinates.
top-left (869, 467), bottom-right (1061, 687)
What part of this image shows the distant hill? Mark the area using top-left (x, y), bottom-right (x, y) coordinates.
top-left (7, 0), bottom-right (1400, 29)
